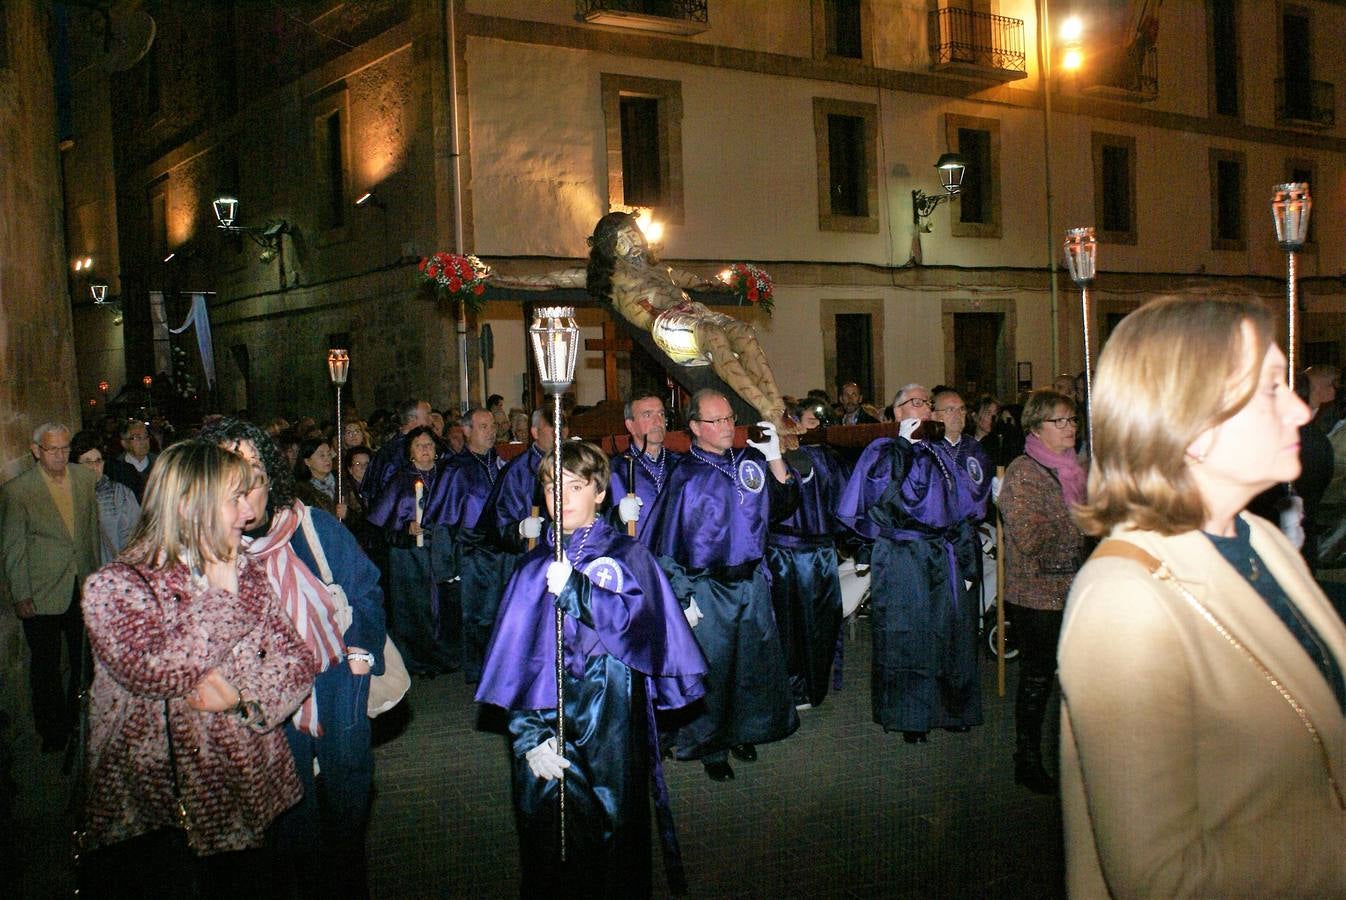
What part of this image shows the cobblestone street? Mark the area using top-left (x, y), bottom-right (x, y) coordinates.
top-left (8, 618), bottom-right (1064, 899)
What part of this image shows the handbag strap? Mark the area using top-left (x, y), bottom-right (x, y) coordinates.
top-left (299, 506), bottom-right (335, 585)
top-left (1090, 538), bottom-right (1161, 572)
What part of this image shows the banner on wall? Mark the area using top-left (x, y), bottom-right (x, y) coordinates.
top-left (168, 292), bottom-right (217, 389)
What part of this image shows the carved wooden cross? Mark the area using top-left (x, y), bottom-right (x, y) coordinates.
top-left (584, 320), bottom-right (632, 401)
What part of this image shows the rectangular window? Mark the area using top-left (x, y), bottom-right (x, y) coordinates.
top-left (835, 313), bottom-right (874, 402)
top-left (826, 0), bottom-right (863, 59)
top-left (1092, 133), bottom-right (1137, 244)
top-left (827, 114), bottom-right (867, 217)
top-left (957, 128), bottom-right (990, 225)
top-left (1281, 10), bottom-right (1313, 120)
top-left (1210, 149), bottom-right (1246, 250)
top-left (1209, 0), bottom-right (1239, 116)
top-left (309, 87), bottom-right (350, 237)
top-left (324, 112), bottom-right (345, 229)
top-left (945, 113), bottom-right (1001, 238)
top-left (813, 98), bottom-right (878, 233)
top-left (148, 182), bottom-right (168, 263)
top-left (619, 96), bottom-right (663, 207)
top-left (601, 74), bottom-right (684, 223)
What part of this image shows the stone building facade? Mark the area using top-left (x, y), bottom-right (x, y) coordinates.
top-left (71, 0), bottom-right (1346, 421)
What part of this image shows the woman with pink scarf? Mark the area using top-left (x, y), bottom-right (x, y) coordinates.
top-left (997, 389), bottom-right (1087, 795)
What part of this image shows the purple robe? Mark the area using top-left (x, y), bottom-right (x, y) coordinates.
top-left (476, 517), bottom-right (707, 713)
top-left (441, 449), bottom-right (505, 530)
top-left (608, 447), bottom-right (683, 545)
top-left (483, 443), bottom-right (545, 554)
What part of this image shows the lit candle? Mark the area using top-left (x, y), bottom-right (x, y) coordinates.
top-left (414, 479), bottom-right (425, 548)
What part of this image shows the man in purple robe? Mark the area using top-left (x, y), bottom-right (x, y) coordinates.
top-left (361, 398), bottom-right (431, 507)
top-left (838, 384), bottom-right (991, 742)
top-left (482, 407), bottom-right (567, 559)
top-left (476, 441), bottom-right (707, 896)
top-left (645, 389), bottom-right (801, 781)
top-left (608, 394), bottom-right (682, 545)
top-left (442, 407), bottom-right (509, 682)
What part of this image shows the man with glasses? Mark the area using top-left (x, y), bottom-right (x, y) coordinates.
top-left (608, 394), bottom-right (682, 545)
top-left (838, 385), bottom-right (991, 743)
top-left (105, 418), bottom-right (157, 503)
top-left (1, 423), bottom-right (100, 753)
top-left (645, 389), bottom-right (801, 781)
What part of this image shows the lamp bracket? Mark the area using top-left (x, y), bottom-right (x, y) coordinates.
top-left (912, 190), bottom-right (953, 228)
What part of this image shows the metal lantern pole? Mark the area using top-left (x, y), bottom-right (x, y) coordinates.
top-left (527, 307), bottom-right (580, 861)
top-left (1272, 183), bottom-right (1311, 391)
top-left (1062, 227), bottom-right (1099, 452)
top-left (327, 349), bottom-right (350, 503)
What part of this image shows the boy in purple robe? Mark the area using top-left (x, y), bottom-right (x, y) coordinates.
top-left (838, 385), bottom-right (991, 741)
top-left (477, 441), bottom-right (707, 897)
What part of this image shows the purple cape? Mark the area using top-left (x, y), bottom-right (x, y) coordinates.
top-left (365, 462), bottom-right (456, 530)
top-left (475, 517), bottom-right (707, 712)
top-left (645, 446), bottom-right (776, 569)
top-left (440, 448), bottom-right (504, 529)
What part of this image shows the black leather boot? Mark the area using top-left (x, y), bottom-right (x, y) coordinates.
top-left (1013, 673), bottom-right (1057, 795)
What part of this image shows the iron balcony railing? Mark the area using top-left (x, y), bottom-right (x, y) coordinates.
top-left (1276, 78), bottom-right (1335, 128)
top-left (928, 7), bottom-right (1027, 77)
top-left (1084, 43), bottom-right (1159, 102)
top-left (577, 0), bottom-right (708, 24)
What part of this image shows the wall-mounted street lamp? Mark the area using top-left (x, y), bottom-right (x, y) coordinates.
top-left (212, 195), bottom-right (291, 260)
top-left (90, 282), bottom-right (125, 325)
top-left (911, 152), bottom-right (967, 231)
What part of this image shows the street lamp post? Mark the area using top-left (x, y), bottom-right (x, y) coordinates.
top-left (527, 306), bottom-right (581, 860)
top-left (1062, 227), bottom-right (1098, 450)
top-left (1271, 183), bottom-right (1311, 391)
top-left (328, 349), bottom-right (350, 503)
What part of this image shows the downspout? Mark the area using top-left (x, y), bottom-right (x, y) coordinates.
top-left (447, 0), bottom-right (470, 413)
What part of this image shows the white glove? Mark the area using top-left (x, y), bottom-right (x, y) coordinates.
top-left (683, 598), bottom-right (704, 629)
top-left (546, 559), bottom-right (573, 596)
top-left (990, 475), bottom-right (1003, 503)
top-left (519, 516), bottom-right (544, 540)
top-left (899, 418), bottom-right (923, 442)
top-left (525, 737), bottom-right (570, 781)
top-left (1280, 494), bottom-right (1306, 550)
top-left (618, 495), bottom-right (643, 524)
top-left (745, 421), bottom-right (782, 462)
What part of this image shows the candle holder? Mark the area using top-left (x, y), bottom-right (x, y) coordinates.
top-left (527, 306), bottom-right (580, 859)
top-left (1271, 183), bottom-right (1311, 390)
top-left (328, 349), bottom-right (350, 505)
top-left (1063, 227), bottom-right (1099, 451)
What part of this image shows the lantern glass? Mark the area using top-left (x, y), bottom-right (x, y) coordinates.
top-left (935, 152), bottom-right (966, 195)
top-left (1271, 182), bottom-right (1311, 250)
top-left (1063, 227), bottom-right (1099, 286)
top-left (213, 196), bottom-right (238, 229)
top-left (90, 284), bottom-right (109, 305)
top-left (529, 307), bottom-right (581, 394)
top-left (327, 349), bottom-right (350, 385)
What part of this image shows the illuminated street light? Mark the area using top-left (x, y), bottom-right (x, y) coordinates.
top-left (1061, 47), bottom-right (1083, 71)
top-left (1060, 15), bottom-right (1083, 41)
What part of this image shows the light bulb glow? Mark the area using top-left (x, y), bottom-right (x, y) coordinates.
top-left (1060, 16), bottom-right (1083, 42)
top-left (1061, 48), bottom-right (1083, 71)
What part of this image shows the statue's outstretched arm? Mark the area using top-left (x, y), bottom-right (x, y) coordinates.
top-left (489, 267), bottom-right (587, 291)
top-left (666, 267), bottom-right (732, 293)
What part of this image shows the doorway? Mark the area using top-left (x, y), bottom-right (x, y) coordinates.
top-left (835, 313), bottom-right (875, 402)
top-left (951, 312), bottom-right (1004, 399)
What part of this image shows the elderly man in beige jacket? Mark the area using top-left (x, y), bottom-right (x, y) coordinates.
top-left (1, 422), bottom-right (100, 753)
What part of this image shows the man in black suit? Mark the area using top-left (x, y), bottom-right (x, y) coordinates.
top-left (104, 418), bottom-right (156, 503)
top-left (838, 382), bottom-right (879, 426)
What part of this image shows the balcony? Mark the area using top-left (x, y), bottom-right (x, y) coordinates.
top-left (927, 8), bottom-right (1027, 84)
top-left (1276, 78), bottom-right (1335, 128)
top-left (578, 0), bottom-right (709, 35)
top-left (1081, 43), bottom-right (1159, 103)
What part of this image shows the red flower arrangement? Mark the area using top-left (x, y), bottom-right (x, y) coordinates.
top-left (418, 252), bottom-right (491, 313)
top-left (719, 263), bottom-right (774, 316)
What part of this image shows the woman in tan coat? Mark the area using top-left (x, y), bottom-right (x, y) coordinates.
top-left (1061, 295), bottom-right (1346, 897)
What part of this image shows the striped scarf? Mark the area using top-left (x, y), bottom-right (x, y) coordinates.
top-left (243, 501), bottom-right (347, 735)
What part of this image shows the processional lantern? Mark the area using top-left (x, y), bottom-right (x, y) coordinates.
top-left (328, 349), bottom-right (350, 503)
top-left (1062, 226), bottom-right (1099, 451)
top-left (1271, 183), bottom-right (1311, 390)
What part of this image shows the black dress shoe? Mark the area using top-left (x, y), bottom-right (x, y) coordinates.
top-left (704, 760), bottom-right (735, 782)
top-left (902, 731), bottom-right (928, 744)
top-left (943, 725), bottom-right (970, 733)
top-left (730, 743), bottom-right (757, 762)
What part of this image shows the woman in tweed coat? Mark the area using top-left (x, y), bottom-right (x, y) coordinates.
top-left (79, 441), bottom-right (316, 896)
top-left (997, 390), bottom-right (1087, 794)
